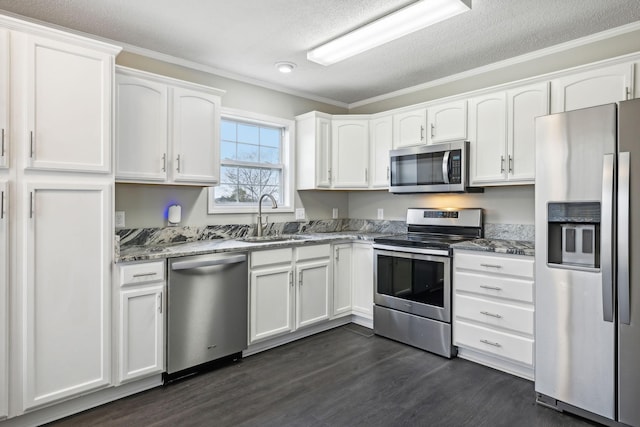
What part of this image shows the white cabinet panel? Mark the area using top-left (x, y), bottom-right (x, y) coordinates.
top-left (455, 320), bottom-right (534, 366)
top-left (454, 271), bottom-right (534, 304)
top-left (332, 244), bottom-right (352, 317)
top-left (331, 119), bottom-right (369, 188)
top-left (296, 261), bottom-right (330, 328)
top-left (427, 100), bottom-right (467, 144)
top-left (393, 108), bottom-right (426, 148)
top-left (456, 294), bottom-right (534, 335)
top-left (0, 181), bottom-right (6, 418)
top-left (469, 92), bottom-right (508, 184)
top-left (23, 183), bottom-right (111, 410)
top-left (295, 113), bottom-right (331, 189)
top-left (115, 75), bottom-right (168, 181)
top-left (250, 265), bottom-right (293, 342)
top-left (0, 29), bottom-right (8, 169)
top-left (351, 243), bottom-right (373, 319)
top-left (21, 34), bottom-right (112, 173)
top-left (171, 87), bottom-right (220, 184)
top-left (369, 115), bottom-right (392, 188)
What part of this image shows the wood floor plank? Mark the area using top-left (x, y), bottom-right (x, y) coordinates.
top-left (48, 325), bottom-right (597, 427)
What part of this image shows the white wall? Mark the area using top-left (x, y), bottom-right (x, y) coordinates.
top-left (348, 186), bottom-right (535, 225)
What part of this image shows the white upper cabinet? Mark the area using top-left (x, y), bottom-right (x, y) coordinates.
top-left (551, 62), bottom-right (633, 113)
top-left (0, 29), bottom-right (8, 169)
top-left (427, 100), bottom-right (467, 145)
top-left (116, 74), bottom-right (168, 182)
top-left (171, 86), bottom-right (220, 184)
top-left (115, 67), bottom-right (223, 186)
top-left (470, 82), bottom-right (549, 186)
top-left (469, 92), bottom-right (508, 184)
top-left (296, 112), bottom-right (332, 189)
top-left (369, 115), bottom-right (392, 188)
top-left (393, 107), bottom-right (427, 148)
top-left (15, 33), bottom-right (114, 173)
top-left (331, 118), bottom-right (369, 188)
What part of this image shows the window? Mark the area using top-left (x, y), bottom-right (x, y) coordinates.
top-left (208, 109), bottom-right (294, 213)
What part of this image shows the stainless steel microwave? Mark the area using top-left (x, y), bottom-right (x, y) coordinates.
top-left (388, 140), bottom-right (482, 193)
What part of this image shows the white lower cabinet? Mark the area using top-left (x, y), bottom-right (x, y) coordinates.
top-left (249, 245), bottom-right (331, 344)
top-left (351, 243), bottom-right (374, 322)
top-left (114, 261), bottom-right (165, 384)
top-left (453, 250), bottom-right (535, 380)
top-left (332, 244), bottom-right (353, 317)
top-left (0, 181), bottom-right (6, 419)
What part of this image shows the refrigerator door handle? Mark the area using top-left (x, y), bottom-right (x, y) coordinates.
top-left (618, 151), bottom-right (631, 325)
top-left (601, 153), bottom-right (614, 322)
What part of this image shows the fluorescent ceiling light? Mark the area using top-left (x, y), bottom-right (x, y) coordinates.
top-left (307, 0), bottom-right (471, 66)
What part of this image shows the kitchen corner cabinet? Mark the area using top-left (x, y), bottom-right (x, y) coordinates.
top-left (551, 62), bottom-right (633, 113)
top-left (453, 250), bottom-right (535, 380)
top-left (426, 100), bottom-right (467, 145)
top-left (115, 67), bottom-right (223, 186)
top-left (114, 261), bottom-right (165, 384)
top-left (0, 29), bottom-right (8, 170)
top-left (369, 115), bottom-right (392, 188)
top-left (332, 244), bottom-right (352, 317)
top-left (249, 245), bottom-right (331, 344)
top-left (351, 242), bottom-right (374, 322)
top-left (0, 181), bottom-right (7, 419)
top-left (393, 107), bottom-right (427, 148)
top-left (470, 82), bottom-right (549, 186)
top-left (296, 112), bottom-right (332, 189)
top-left (331, 118), bottom-right (369, 188)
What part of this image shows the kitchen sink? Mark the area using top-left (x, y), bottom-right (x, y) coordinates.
top-left (240, 235), bottom-right (310, 243)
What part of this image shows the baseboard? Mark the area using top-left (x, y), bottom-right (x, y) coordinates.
top-left (457, 347), bottom-right (534, 381)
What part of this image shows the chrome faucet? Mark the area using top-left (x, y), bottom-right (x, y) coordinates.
top-left (256, 193), bottom-right (278, 237)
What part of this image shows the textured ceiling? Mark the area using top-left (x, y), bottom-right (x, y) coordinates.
top-left (1, 0), bottom-right (640, 105)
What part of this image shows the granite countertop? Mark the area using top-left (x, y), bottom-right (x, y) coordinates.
top-left (117, 232), bottom-right (389, 263)
top-left (452, 238), bottom-right (535, 257)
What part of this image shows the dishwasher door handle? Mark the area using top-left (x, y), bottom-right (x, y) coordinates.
top-left (171, 254), bottom-right (247, 270)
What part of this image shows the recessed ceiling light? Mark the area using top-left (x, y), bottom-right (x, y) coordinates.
top-left (275, 62), bottom-right (296, 73)
top-left (307, 0), bottom-right (471, 66)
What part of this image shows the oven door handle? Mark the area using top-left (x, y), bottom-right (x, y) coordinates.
top-left (442, 151), bottom-right (450, 184)
top-left (373, 245), bottom-right (450, 259)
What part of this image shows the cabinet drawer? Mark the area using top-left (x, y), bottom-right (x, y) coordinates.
top-left (455, 251), bottom-right (534, 278)
top-left (455, 294), bottom-right (534, 335)
top-left (455, 320), bottom-right (533, 366)
top-left (455, 271), bottom-right (534, 303)
top-left (251, 248), bottom-right (293, 268)
top-left (119, 261), bottom-right (165, 286)
top-left (296, 244), bottom-right (331, 261)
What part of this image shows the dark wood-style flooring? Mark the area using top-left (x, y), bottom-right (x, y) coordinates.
top-left (50, 325), bottom-right (597, 427)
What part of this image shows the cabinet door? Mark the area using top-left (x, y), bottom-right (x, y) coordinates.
top-left (331, 120), bottom-right (369, 188)
top-left (250, 265), bottom-right (293, 342)
top-left (0, 29), bottom-right (8, 169)
top-left (352, 243), bottom-right (374, 318)
top-left (393, 108), bottom-right (427, 148)
top-left (332, 244), bottom-right (352, 317)
top-left (369, 116), bottom-right (392, 188)
top-left (115, 74), bottom-right (168, 182)
top-left (469, 92), bottom-right (507, 185)
top-left (22, 182), bottom-right (111, 409)
top-left (119, 285), bottom-right (164, 383)
top-left (171, 87), bottom-right (220, 184)
top-left (21, 34), bottom-right (112, 173)
top-left (316, 117), bottom-right (332, 188)
top-left (427, 100), bottom-right (467, 144)
top-left (0, 181), bottom-right (6, 418)
top-left (296, 260), bottom-right (330, 328)
top-left (507, 83), bottom-right (549, 183)
top-left (551, 63), bottom-right (633, 113)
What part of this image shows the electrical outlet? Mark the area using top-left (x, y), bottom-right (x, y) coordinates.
top-left (377, 208), bottom-right (384, 220)
top-left (332, 208), bottom-right (339, 219)
top-left (115, 211), bottom-right (126, 228)
top-left (295, 208), bottom-right (305, 220)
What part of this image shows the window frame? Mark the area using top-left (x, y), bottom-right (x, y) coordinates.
top-left (208, 108), bottom-right (295, 214)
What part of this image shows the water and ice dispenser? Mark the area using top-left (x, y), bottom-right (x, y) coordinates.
top-left (547, 202), bottom-right (600, 269)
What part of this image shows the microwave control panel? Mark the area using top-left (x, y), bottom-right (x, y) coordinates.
top-left (449, 150), bottom-right (462, 183)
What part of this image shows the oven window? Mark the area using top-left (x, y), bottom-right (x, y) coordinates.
top-left (377, 254), bottom-right (445, 308)
top-left (391, 152), bottom-right (446, 187)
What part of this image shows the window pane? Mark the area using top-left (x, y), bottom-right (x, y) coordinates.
top-left (260, 146), bottom-right (280, 164)
top-left (260, 168), bottom-right (281, 186)
top-left (259, 186), bottom-right (280, 203)
top-left (237, 184), bottom-right (259, 203)
top-left (237, 143), bottom-right (259, 162)
top-left (219, 166), bottom-right (238, 185)
top-left (260, 127), bottom-right (280, 148)
top-left (214, 184), bottom-right (239, 204)
top-left (237, 123), bottom-right (259, 144)
top-left (221, 120), bottom-right (236, 141)
top-left (220, 140), bottom-right (237, 161)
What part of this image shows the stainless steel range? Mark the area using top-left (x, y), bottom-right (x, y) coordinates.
top-left (373, 208), bottom-right (483, 358)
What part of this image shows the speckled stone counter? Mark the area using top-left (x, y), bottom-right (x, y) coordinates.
top-left (452, 238), bottom-right (535, 256)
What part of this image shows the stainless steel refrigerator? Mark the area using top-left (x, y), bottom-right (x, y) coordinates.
top-left (535, 98), bottom-right (640, 426)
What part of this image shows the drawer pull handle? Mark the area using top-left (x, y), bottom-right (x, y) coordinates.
top-left (479, 285), bottom-right (502, 291)
top-left (480, 311), bottom-right (503, 319)
top-left (480, 339), bottom-right (501, 348)
top-left (480, 263), bottom-right (503, 269)
top-left (133, 272), bottom-right (157, 278)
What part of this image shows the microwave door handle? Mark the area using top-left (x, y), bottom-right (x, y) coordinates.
top-left (442, 151), bottom-right (450, 184)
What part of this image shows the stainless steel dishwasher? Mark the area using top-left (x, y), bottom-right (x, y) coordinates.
top-left (166, 252), bottom-right (248, 382)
